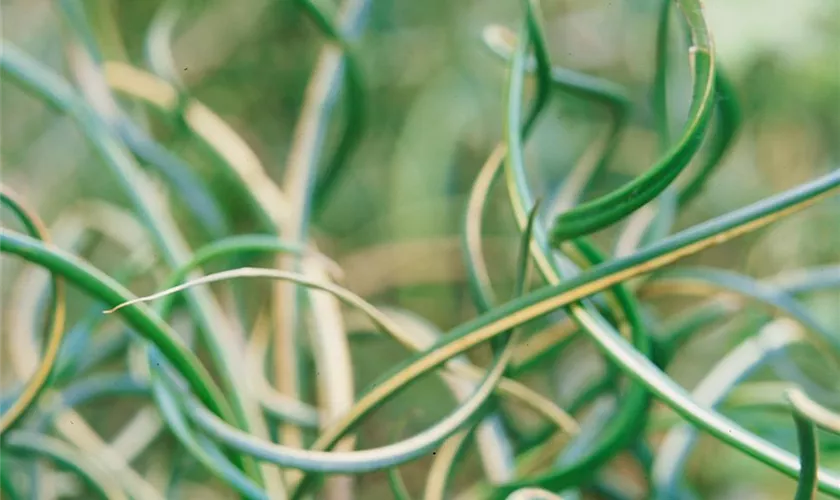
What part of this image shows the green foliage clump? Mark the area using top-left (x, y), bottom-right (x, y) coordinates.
top-left (1, 0), bottom-right (838, 499)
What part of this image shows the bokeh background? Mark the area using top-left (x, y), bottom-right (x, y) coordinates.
top-left (2, 0), bottom-right (839, 498)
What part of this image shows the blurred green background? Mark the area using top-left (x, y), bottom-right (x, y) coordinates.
top-left (2, 0), bottom-right (839, 498)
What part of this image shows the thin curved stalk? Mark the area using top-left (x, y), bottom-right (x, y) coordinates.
top-left (154, 234), bottom-right (571, 446)
top-left (101, 51), bottom-right (344, 495)
top-left (3, 3), bottom-right (837, 497)
top-left (653, 0), bottom-right (673, 151)
top-left (651, 318), bottom-right (805, 498)
top-left (388, 466), bottom-right (414, 500)
top-left (48, 13), bottom-right (298, 484)
top-left (616, 1), bottom-right (741, 257)
top-left (148, 351), bottom-right (270, 500)
top-left (140, 0), bottom-right (192, 153)
top-left (463, 14), bottom-right (631, 467)
top-left (3, 431), bottom-right (129, 500)
top-left (463, 143), bottom-right (508, 311)
top-left (142, 234), bottom-right (309, 495)
top-left (293, 0), bottom-right (370, 212)
top-left (110, 266), bottom-right (578, 496)
top-left (4, 203), bottom-right (193, 500)
top-left (655, 0), bottom-right (742, 206)
top-left (138, 268), bottom-right (576, 438)
top-left (787, 388), bottom-right (820, 500)
top-left (641, 268), bottom-right (840, 403)
top-left (643, 266), bottom-right (840, 349)
top-left (481, 23), bottom-right (630, 211)
top-left (186, 343), bottom-right (509, 473)
top-left (518, 0), bottom-right (553, 136)
top-left (496, 13), bottom-right (652, 495)
top-left (787, 388), bottom-right (840, 436)
top-left (68, 13), bottom-right (228, 237)
top-left (57, 0), bottom-right (258, 425)
top-left (465, 18), bottom-right (630, 312)
top-left (115, 117), bottom-right (230, 239)
top-left (677, 69), bottom-right (741, 205)
top-left (155, 234), bottom-right (306, 313)
top-left (0, 188), bottom-right (66, 434)
top-left (0, 462), bottom-right (22, 500)
top-left (199, 343), bottom-right (516, 475)
top-left (58, 1), bottom-right (229, 237)
top-left (301, 256), bottom-right (358, 498)
top-left (102, 61), bottom-right (290, 230)
top-left (144, 0), bottom-right (188, 96)
top-left (770, 265), bottom-right (840, 295)
top-left (653, 297), bottom-right (741, 366)
top-left (652, 263), bottom-right (840, 367)
top-left (127, 267), bottom-right (522, 475)
top-left (291, 163), bottom-right (840, 497)
top-left (481, 25), bottom-right (630, 110)
top-left (375, 308), bottom-right (516, 483)
top-left (275, 6), bottom-right (369, 489)
top-left (23, 368), bottom-right (165, 500)
top-left (5, 203), bottom-right (173, 483)
top-left (149, 234), bottom-right (325, 445)
top-left (0, 42), bottom-right (263, 481)
top-left (375, 307), bottom-right (576, 481)
top-left (424, 430), bottom-right (471, 500)
top-left (618, 30), bottom-right (740, 261)
top-left (573, 303), bottom-right (840, 498)
top-left (34, 374), bottom-right (148, 430)
top-left (113, 266), bottom-right (578, 439)
top-left (0, 230), bottom-right (236, 446)
top-left (432, 203), bottom-right (547, 497)
top-left (614, 0), bottom-right (675, 258)
top-left (550, 0), bottom-right (716, 242)
top-left (8, 200), bottom-right (159, 419)
top-left (245, 315), bottom-right (324, 429)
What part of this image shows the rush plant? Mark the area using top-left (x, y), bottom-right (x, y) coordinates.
top-left (1, 0), bottom-right (838, 499)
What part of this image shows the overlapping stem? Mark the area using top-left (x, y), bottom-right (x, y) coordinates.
top-left (550, 0), bottom-right (717, 242)
top-left (2, 1), bottom-right (837, 498)
top-left (0, 188), bottom-right (67, 435)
